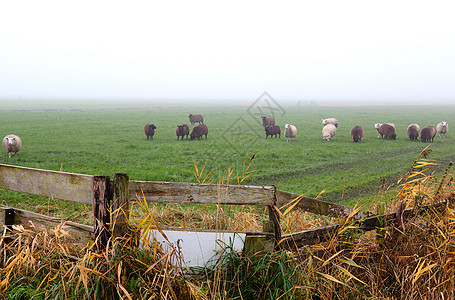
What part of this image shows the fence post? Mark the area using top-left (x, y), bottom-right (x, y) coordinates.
top-left (112, 173), bottom-right (130, 238)
top-left (93, 175), bottom-right (111, 251)
top-left (267, 190), bottom-right (282, 246)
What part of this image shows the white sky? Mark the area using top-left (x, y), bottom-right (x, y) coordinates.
top-left (1, 0), bottom-right (455, 104)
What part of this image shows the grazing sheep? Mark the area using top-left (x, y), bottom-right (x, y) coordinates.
top-left (374, 123), bottom-right (396, 138)
top-left (350, 126), bottom-right (364, 143)
top-left (265, 125), bottom-right (281, 139)
top-left (2, 134), bottom-right (22, 158)
top-left (198, 124), bottom-right (208, 139)
top-left (378, 124), bottom-right (396, 140)
top-left (176, 124), bottom-right (190, 140)
top-left (322, 118), bottom-right (338, 128)
top-left (261, 116), bottom-right (275, 127)
top-left (284, 124), bottom-right (297, 142)
top-left (322, 124), bottom-right (337, 141)
top-left (407, 124), bottom-right (420, 141)
top-left (188, 114), bottom-right (204, 125)
top-left (436, 121), bottom-right (448, 138)
top-left (143, 123), bottom-right (157, 140)
top-left (190, 125), bottom-right (206, 140)
top-left (421, 126), bottom-right (436, 142)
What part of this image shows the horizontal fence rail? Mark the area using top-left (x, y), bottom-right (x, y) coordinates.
top-left (0, 164), bottom-right (94, 204)
top-left (129, 180), bottom-right (276, 206)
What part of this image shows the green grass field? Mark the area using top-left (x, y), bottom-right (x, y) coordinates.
top-left (1, 101), bottom-right (454, 214)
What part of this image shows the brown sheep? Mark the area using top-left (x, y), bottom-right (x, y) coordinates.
top-left (188, 114), bottom-right (204, 125)
top-left (420, 126), bottom-right (436, 142)
top-left (176, 124), bottom-right (190, 140)
top-left (198, 124), bottom-right (208, 139)
top-left (191, 125), bottom-right (205, 140)
top-left (261, 116), bottom-right (275, 127)
top-left (378, 124), bottom-right (396, 140)
top-left (407, 124), bottom-right (420, 141)
top-left (144, 124), bottom-right (156, 140)
top-left (265, 125), bottom-right (281, 139)
top-left (350, 126), bottom-right (364, 143)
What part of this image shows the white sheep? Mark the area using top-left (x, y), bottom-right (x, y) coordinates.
top-left (2, 134), bottom-right (22, 158)
top-left (374, 123), bottom-right (396, 138)
top-left (322, 118), bottom-right (338, 128)
top-left (436, 121), bottom-right (448, 138)
top-left (322, 124), bottom-right (337, 141)
top-left (284, 124), bottom-right (297, 142)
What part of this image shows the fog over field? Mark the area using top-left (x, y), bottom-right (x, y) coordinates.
top-left (1, 1), bottom-right (454, 106)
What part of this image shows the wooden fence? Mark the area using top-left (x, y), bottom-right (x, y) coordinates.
top-left (1, 163), bottom-right (444, 253)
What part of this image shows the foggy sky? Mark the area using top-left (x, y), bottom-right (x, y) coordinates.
top-left (1, 1), bottom-right (455, 105)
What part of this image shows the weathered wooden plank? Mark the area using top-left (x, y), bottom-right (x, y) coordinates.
top-left (281, 224), bottom-right (341, 249)
top-left (0, 205), bottom-right (93, 245)
top-left (129, 181), bottom-right (276, 206)
top-left (93, 176), bottom-right (111, 251)
top-left (281, 198), bottom-right (455, 249)
top-left (276, 190), bottom-right (371, 219)
top-left (0, 164), bottom-right (94, 204)
top-left (112, 173), bottom-right (129, 237)
top-left (268, 192), bottom-right (281, 244)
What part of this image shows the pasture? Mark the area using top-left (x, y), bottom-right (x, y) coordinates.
top-left (0, 101), bottom-right (454, 214)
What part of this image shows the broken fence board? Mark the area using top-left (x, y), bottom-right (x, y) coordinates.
top-left (0, 205), bottom-right (93, 245)
top-left (276, 190), bottom-right (370, 219)
top-left (281, 198), bottom-right (455, 249)
top-left (129, 181), bottom-right (276, 206)
top-left (0, 164), bottom-right (94, 204)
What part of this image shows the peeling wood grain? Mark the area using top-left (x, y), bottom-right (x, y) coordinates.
top-left (0, 164), bottom-right (94, 204)
top-left (129, 181), bottom-right (276, 206)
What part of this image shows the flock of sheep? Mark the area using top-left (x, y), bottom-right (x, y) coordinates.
top-left (262, 116), bottom-right (449, 143)
top-left (2, 114), bottom-right (449, 159)
top-left (143, 113), bottom-right (208, 141)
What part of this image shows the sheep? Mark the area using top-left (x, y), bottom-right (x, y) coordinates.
top-left (2, 134), bottom-right (22, 158)
top-left (322, 124), bottom-right (336, 141)
top-left (407, 124), bottom-right (420, 141)
top-left (378, 123), bottom-right (396, 140)
top-left (176, 124), bottom-right (190, 140)
top-left (265, 125), bottom-right (281, 139)
top-left (421, 126), bottom-right (436, 142)
top-left (350, 125), bottom-right (364, 143)
top-left (284, 124), bottom-right (297, 142)
top-left (198, 124), bottom-right (208, 139)
top-left (374, 123), bottom-right (396, 138)
top-left (188, 114), bottom-right (204, 125)
top-left (436, 121), bottom-right (448, 138)
top-left (143, 123), bottom-right (157, 140)
top-left (322, 118), bottom-right (338, 128)
top-left (261, 116), bottom-right (275, 127)
top-left (190, 124), bottom-right (206, 140)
